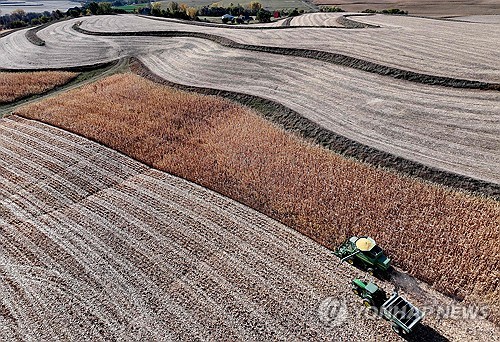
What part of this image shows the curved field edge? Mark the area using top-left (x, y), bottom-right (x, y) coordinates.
top-left (25, 24), bottom-right (47, 46)
top-left (0, 60), bottom-right (118, 73)
top-left (336, 14), bottom-right (379, 28)
top-left (73, 22), bottom-right (500, 90)
top-left (13, 72), bottom-right (500, 326)
top-left (130, 58), bottom-right (500, 199)
top-left (0, 59), bottom-right (128, 118)
top-left (0, 27), bottom-right (25, 39)
top-left (24, 18), bottom-right (74, 46)
top-left (3, 116), bottom-right (497, 340)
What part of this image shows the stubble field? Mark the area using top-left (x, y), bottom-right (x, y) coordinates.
top-left (13, 73), bottom-right (500, 326)
top-left (1, 15), bottom-right (498, 188)
top-left (313, 0), bottom-right (500, 17)
top-left (1, 115), bottom-right (498, 340)
top-left (0, 9), bottom-right (499, 340)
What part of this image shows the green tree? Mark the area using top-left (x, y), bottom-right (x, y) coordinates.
top-left (97, 2), bottom-right (112, 14)
top-left (151, 2), bottom-right (162, 16)
top-left (10, 20), bottom-right (28, 28)
top-left (249, 1), bottom-right (261, 12)
top-left (87, 2), bottom-right (99, 15)
top-left (11, 9), bottom-right (26, 20)
top-left (256, 8), bottom-right (271, 22)
top-left (167, 1), bottom-right (179, 13)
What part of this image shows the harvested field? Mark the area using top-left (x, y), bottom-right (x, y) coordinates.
top-left (0, 29), bottom-right (13, 36)
top-left (138, 42), bottom-right (499, 186)
top-left (1, 12), bottom-right (500, 336)
top-left (1, 115), bottom-right (498, 341)
top-left (449, 14), bottom-right (500, 24)
top-left (1, 15), bottom-right (499, 82)
top-left (314, 0), bottom-right (500, 17)
top-left (0, 0), bottom-right (78, 15)
top-left (1, 16), bottom-right (498, 188)
top-left (14, 73), bottom-right (500, 326)
top-left (286, 12), bottom-right (345, 26)
top-left (0, 71), bottom-right (77, 104)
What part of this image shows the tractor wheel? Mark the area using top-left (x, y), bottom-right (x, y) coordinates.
top-left (352, 288), bottom-right (359, 296)
top-left (347, 259), bottom-right (354, 265)
top-left (367, 268), bottom-right (374, 276)
top-left (362, 299), bottom-right (373, 309)
top-left (392, 324), bottom-right (402, 335)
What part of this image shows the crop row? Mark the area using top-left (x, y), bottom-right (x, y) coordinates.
top-left (0, 71), bottom-right (77, 104)
top-left (72, 22), bottom-right (497, 90)
top-left (136, 42), bottom-right (500, 186)
top-left (79, 14), bottom-right (500, 83)
top-left (1, 17), bottom-right (497, 186)
top-left (14, 73), bottom-right (500, 325)
top-left (1, 15), bottom-right (498, 84)
top-left (0, 115), bottom-right (411, 340)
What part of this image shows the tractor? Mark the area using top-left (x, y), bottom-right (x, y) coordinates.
top-left (351, 278), bottom-right (388, 308)
top-left (351, 278), bottom-right (425, 335)
top-left (334, 236), bottom-right (391, 276)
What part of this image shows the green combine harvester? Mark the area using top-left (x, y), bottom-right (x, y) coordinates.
top-left (334, 236), bottom-right (391, 276)
top-left (351, 278), bottom-right (425, 335)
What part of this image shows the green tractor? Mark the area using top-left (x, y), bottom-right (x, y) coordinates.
top-left (334, 236), bottom-right (391, 276)
top-left (351, 278), bottom-right (425, 335)
top-left (351, 278), bottom-right (388, 309)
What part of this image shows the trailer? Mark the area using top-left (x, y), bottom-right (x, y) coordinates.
top-left (381, 291), bottom-right (425, 335)
top-left (351, 278), bottom-right (425, 335)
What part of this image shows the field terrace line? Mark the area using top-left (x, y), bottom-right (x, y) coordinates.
top-left (0, 17), bottom-right (498, 196)
top-left (77, 14), bottom-right (500, 84)
top-left (130, 58), bottom-right (500, 199)
top-left (70, 22), bottom-right (499, 90)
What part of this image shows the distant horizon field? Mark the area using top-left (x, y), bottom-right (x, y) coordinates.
top-left (314, 0), bottom-right (500, 17)
top-left (156, 0), bottom-right (313, 11)
top-left (0, 0), bottom-right (314, 15)
top-left (0, 0), bottom-right (80, 14)
top-left (112, 2), bottom-right (147, 12)
top-left (3, 0), bottom-right (500, 17)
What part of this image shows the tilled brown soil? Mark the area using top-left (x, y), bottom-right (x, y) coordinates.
top-left (0, 116), bottom-right (498, 341)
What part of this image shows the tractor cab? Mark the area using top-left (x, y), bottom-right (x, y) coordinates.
top-left (351, 278), bottom-right (388, 308)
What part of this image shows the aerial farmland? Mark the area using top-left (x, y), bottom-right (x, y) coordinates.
top-left (0, 1), bottom-right (499, 341)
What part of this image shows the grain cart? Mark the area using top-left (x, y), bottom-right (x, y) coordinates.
top-left (334, 236), bottom-right (391, 276)
top-left (351, 278), bottom-right (425, 335)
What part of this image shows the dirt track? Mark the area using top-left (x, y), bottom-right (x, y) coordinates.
top-left (0, 116), bottom-right (498, 340)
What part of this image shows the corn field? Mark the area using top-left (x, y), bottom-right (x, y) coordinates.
top-left (15, 73), bottom-right (500, 325)
top-left (0, 71), bottom-right (77, 104)
top-left (3, 115), bottom-right (496, 340)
